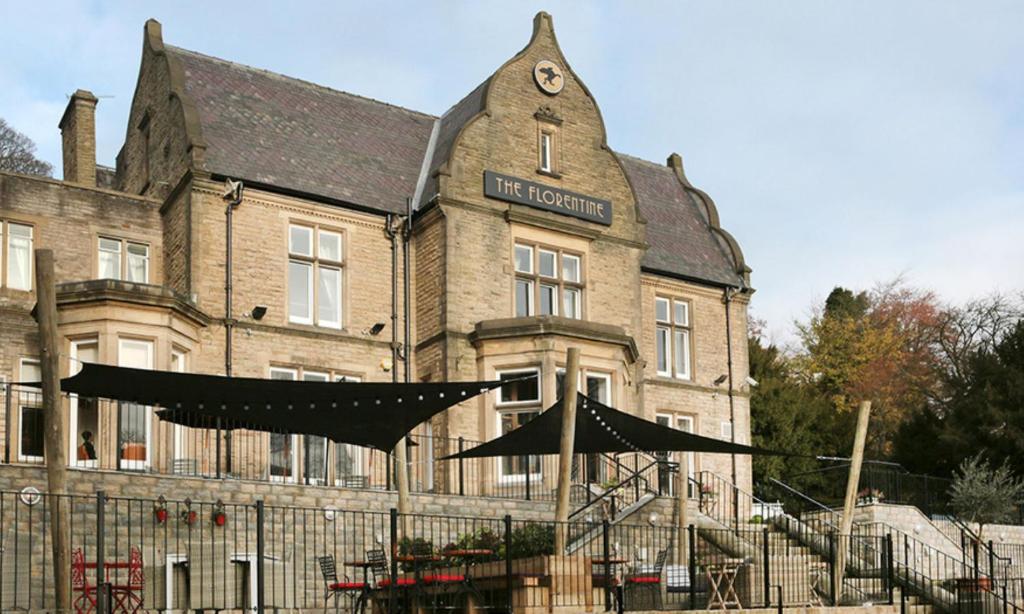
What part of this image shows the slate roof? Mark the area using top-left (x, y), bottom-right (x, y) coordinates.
top-left (170, 46), bottom-right (436, 214)
top-left (165, 46), bottom-right (745, 287)
top-left (617, 155), bottom-right (745, 287)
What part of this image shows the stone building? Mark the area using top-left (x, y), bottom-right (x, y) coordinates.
top-left (0, 13), bottom-right (753, 501)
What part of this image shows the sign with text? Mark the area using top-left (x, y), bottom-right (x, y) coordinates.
top-left (484, 171), bottom-right (612, 226)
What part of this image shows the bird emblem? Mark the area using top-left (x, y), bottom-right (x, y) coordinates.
top-left (538, 66), bottom-right (560, 86)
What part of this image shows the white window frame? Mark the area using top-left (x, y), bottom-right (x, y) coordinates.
top-left (540, 132), bottom-right (552, 173)
top-left (68, 339), bottom-right (99, 468)
top-left (495, 368), bottom-right (542, 483)
top-left (655, 296), bottom-right (693, 380)
top-left (268, 367), bottom-right (300, 483)
top-left (97, 236), bottom-right (150, 283)
top-left (654, 412), bottom-right (697, 498)
top-left (170, 349), bottom-right (188, 465)
top-left (513, 243), bottom-right (584, 319)
top-left (17, 359), bottom-right (43, 463)
top-left (333, 375), bottom-right (367, 487)
top-left (288, 224), bottom-right (344, 329)
top-left (4, 222), bottom-right (34, 291)
top-left (302, 370), bottom-right (330, 485)
top-left (117, 339), bottom-right (153, 471)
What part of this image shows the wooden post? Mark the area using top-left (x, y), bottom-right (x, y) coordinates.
top-left (675, 451), bottom-right (690, 564)
top-left (34, 249), bottom-right (71, 611)
top-left (394, 439), bottom-right (411, 523)
top-left (834, 400), bottom-right (872, 603)
top-left (554, 347), bottom-right (580, 553)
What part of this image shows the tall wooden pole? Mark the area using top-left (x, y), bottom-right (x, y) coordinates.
top-left (834, 400), bottom-right (872, 604)
top-left (553, 347), bottom-right (580, 553)
top-left (34, 249), bottom-right (70, 610)
top-left (675, 451), bottom-right (690, 564)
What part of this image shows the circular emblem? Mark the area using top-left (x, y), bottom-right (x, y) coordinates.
top-left (533, 60), bottom-right (564, 95)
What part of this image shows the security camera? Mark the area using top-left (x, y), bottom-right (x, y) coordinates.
top-left (369, 322), bottom-right (386, 335)
top-left (222, 178), bottom-right (243, 205)
top-left (713, 374), bottom-right (728, 386)
top-left (745, 376), bottom-right (759, 387)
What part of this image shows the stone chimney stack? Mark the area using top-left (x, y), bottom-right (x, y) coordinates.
top-left (59, 89), bottom-right (99, 186)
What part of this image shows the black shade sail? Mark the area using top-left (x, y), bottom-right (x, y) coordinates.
top-left (60, 363), bottom-right (522, 452)
top-left (444, 393), bottom-right (783, 458)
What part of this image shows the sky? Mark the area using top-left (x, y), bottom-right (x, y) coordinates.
top-left (1, 1), bottom-right (1021, 346)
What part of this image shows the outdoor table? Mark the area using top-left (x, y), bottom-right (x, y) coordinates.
top-left (344, 560), bottom-right (374, 587)
top-left (706, 559), bottom-right (744, 610)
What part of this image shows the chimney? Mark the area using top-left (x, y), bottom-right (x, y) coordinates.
top-left (59, 89), bottom-right (99, 186)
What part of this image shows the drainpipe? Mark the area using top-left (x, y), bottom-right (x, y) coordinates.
top-left (222, 179), bottom-right (244, 478)
top-left (723, 286), bottom-right (738, 493)
top-left (391, 198), bottom-right (413, 518)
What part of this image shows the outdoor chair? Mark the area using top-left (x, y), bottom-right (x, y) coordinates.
top-left (367, 549), bottom-right (416, 614)
top-left (318, 554), bottom-right (368, 614)
top-left (624, 548), bottom-right (666, 610)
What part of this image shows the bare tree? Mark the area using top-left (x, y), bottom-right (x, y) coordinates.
top-left (937, 293), bottom-right (1024, 384)
top-left (0, 118), bottom-right (53, 177)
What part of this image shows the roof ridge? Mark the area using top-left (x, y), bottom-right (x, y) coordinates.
top-left (166, 44), bottom-right (438, 121)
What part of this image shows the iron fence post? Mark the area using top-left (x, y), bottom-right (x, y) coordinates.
top-left (886, 533), bottom-right (895, 605)
top-left (256, 500), bottom-right (265, 614)
top-left (973, 539), bottom-right (981, 590)
top-left (3, 383), bottom-right (10, 463)
top-left (386, 453), bottom-right (392, 491)
top-left (602, 520), bottom-right (611, 611)
top-left (525, 459), bottom-right (531, 501)
top-left (633, 455), bottom-right (640, 500)
top-left (828, 531), bottom-right (837, 605)
top-left (763, 527), bottom-right (771, 608)
top-left (688, 524), bottom-right (697, 610)
top-left (987, 540), bottom-right (995, 585)
top-left (389, 508), bottom-right (398, 614)
top-left (96, 490), bottom-right (109, 614)
top-left (215, 418), bottom-right (222, 478)
top-left (733, 485), bottom-right (740, 527)
top-left (458, 437), bottom-right (465, 496)
top-left (504, 514), bottom-right (513, 614)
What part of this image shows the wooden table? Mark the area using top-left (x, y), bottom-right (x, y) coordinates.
top-left (706, 559), bottom-right (744, 610)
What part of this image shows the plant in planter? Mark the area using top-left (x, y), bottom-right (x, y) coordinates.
top-left (508, 523), bottom-right (555, 559)
top-left (212, 499), bottom-right (227, 527)
top-left (180, 498), bottom-right (198, 527)
top-left (153, 496), bottom-right (168, 524)
top-left (397, 536), bottom-right (435, 572)
top-left (444, 527), bottom-right (503, 563)
top-left (857, 488), bottom-right (885, 504)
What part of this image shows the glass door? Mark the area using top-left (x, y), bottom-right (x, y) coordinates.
top-left (69, 340), bottom-right (99, 468)
top-left (117, 339), bottom-right (153, 470)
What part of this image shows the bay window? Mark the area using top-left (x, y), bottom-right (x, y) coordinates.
top-left (18, 359), bottom-right (43, 462)
top-left (496, 368), bottom-right (541, 481)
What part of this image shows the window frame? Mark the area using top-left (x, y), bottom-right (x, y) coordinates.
top-left (287, 223), bottom-right (345, 329)
top-left (116, 338), bottom-right (154, 471)
top-left (17, 359), bottom-right (44, 463)
top-left (495, 367), bottom-right (543, 483)
top-left (3, 221), bottom-right (34, 291)
top-left (97, 236), bottom-right (150, 283)
top-left (268, 366), bottom-right (300, 483)
top-left (69, 339), bottom-right (100, 469)
top-left (513, 241), bottom-right (585, 319)
top-left (655, 296), bottom-right (693, 380)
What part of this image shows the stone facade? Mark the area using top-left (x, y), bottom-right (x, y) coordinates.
top-left (0, 12), bottom-right (753, 501)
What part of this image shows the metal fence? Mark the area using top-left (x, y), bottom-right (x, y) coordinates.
top-left (0, 489), bottom-right (921, 613)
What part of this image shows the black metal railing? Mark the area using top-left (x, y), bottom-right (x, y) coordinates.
top-left (0, 489), bottom-right (949, 613)
top-left (777, 461), bottom-right (954, 518)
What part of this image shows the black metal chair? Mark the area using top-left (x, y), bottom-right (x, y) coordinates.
top-left (367, 548), bottom-right (417, 613)
top-left (624, 548), bottom-right (667, 610)
top-left (318, 554), bottom-right (368, 614)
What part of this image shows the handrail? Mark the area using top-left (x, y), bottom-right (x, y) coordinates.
top-left (568, 458), bottom-right (662, 520)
